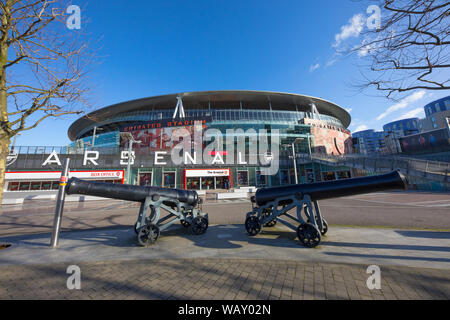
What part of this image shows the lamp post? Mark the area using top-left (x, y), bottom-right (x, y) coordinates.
top-left (283, 137), bottom-right (304, 185)
top-left (120, 132), bottom-right (141, 185)
top-left (294, 135), bottom-right (314, 182)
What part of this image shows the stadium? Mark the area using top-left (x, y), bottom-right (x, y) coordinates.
top-left (6, 91), bottom-right (354, 194)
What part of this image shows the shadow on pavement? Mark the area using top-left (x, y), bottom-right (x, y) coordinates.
top-left (395, 230), bottom-right (450, 239)
top-left (323, 241), bottom-right (450, 253)
top-left (323, 251), bottom-right (450, 263)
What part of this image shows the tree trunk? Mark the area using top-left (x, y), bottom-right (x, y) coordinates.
top-left (0, 2), bottom-right (11, 208)
top-left (0, 137), bottom-right (10, 206)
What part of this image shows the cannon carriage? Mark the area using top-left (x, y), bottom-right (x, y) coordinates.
top-left (65, 178), bottom-right (209, 246)
top-left (245, 170), bottom-right (408, 248)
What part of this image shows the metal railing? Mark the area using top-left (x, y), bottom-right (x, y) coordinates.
top-left (297, 153), bottom-right (450, 182)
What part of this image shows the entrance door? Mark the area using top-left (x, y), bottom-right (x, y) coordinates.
top-left (215, 177), bottom-right (226, 189)
top-left (201, 177), bottom-right (214, 190)
top-left (186, 177), bottom-right (200, 190)
top-left (237, 171), bottom-right (249, 186)
top-left (139, 172), bottom-right (152, 186)
top-left (163, 172), bottom-right (176, 188)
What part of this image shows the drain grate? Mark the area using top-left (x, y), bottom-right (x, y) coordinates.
top-left (0, 243), bottom-right (11, 250)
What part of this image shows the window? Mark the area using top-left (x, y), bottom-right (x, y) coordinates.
top-left (336, 171), bottom-right (351, 179)
top-left (139, 172), bottom-right (152, 186)
top-left (19, 182), bottom-right (31, 191)
top-left (7, 182), bottom-right (19, 191)
top-left (30, 181), bottom-right (42, 191)
top-left (41, 181), bottom-right (53, 190)
top-left (445, 100), bottom-right (450, 109)
top-left (280, 170), bottom-right (290, 185)
top-left (237, 170), bottom-right (249, 186)
top-left (163, 172), bottom-right (176, 188)
top-left (256, 170), bottom-right (267, 186)
top-left (322, 172), bottom-right (336, 181)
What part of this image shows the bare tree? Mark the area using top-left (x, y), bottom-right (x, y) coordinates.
top-left (0, 0), bottom-right (93, 205)
top-left (349, 0), bottom-right (450, 98)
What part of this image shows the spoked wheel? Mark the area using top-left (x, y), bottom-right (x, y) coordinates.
top-left (264, 220), bottom-right (277, 228)
top-left (137, 224), bottom-right (160, 246)
top-left (134, 218), bottom-right (150, 234)
top-left (191, 216), bottom-right (209, 235)
top-left (306, 217), bottom-right (328, 236)
top-left (320, 219), bottom-right (328, 236)
top-left (297, 223), bottom-right (321, 248)
top-left (245, 216), bottom-right (262, 236)
top-left (181, 220), bottom-right (191, 228)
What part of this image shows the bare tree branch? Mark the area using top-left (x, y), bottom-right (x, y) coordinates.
top-left (343, 0), bottom-right (450, 99)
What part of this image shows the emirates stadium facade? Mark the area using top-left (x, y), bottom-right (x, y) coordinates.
top-left (5, 91), bottom-right (354, 194)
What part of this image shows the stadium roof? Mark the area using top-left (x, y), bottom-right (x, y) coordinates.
top-left (68, 90), bottom-right (351, 140)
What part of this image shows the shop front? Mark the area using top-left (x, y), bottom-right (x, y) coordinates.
top-left (184, 169), bottom-right (231, 190)
top-left (4, 170), bottom-right (124, 192)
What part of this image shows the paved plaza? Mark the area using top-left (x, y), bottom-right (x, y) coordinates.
top-left (0, 191), bottom-right (449, 300)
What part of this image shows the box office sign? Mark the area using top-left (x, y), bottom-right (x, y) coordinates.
top-left (6, 170), bottom-right (124, 181)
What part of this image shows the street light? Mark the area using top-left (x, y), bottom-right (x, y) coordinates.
top-left (120, 132), bottom-right (141, 185)
top-left (292, 135), bottom-right (314, 183)
top-left (282, 137), bottom-right (305, 184)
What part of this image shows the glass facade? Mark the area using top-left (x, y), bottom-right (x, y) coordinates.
top-left (48, 96), bottom-right (353, 189)
top-left (383, 118), bottom-right (420, 137)
top-left (77, 109), bottom-right (345, 139)
top-left (353, 130), bottom-right (385, 154)
top-left (424, 96), bottom-right (450, 117)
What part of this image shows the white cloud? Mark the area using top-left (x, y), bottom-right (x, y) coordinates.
top-left (357, 42), bottom-right (374, 57)
top-left (326, 58), bottom-right (338, 67)
top-left (309, 63), bottom-right (320, 72)
top-left (354, 124), bottom-right (368, 132)
top-left (376, 90), bottom-right (426, 121)
top-left (333, 14), bottom-right (365, 48)
top-left (393, 107), bottom-right (425, 121)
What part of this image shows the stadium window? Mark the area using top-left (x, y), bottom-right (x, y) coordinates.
top-left (30, 181), bottom-right (42, 191)
top-left (41, 181), bottom-right (53, 190)
top-left (19, 182), bottom-right (31, 191)
top-left (7, 182), bottom-right (19, 191)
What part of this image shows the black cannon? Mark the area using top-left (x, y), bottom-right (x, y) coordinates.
top-left (66, 178), bottom-right (209, 246)
top-left (245, 170), bottom-right (408, 248)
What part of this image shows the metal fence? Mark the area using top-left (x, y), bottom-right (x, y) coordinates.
top-left (297, 153), bottom-right (450, 182)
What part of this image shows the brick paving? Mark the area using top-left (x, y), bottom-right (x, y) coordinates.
top-left (0, 258), bottom-right (449, 300)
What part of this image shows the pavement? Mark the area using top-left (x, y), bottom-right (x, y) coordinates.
top-left (0, 191), bottom-right (449, 300)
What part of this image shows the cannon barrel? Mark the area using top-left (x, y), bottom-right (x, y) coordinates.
top-left (66, 177), bottom-right (199, 206)
top-left (255, 170), bottom-right (407, 206)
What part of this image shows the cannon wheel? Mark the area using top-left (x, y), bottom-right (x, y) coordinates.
top-left (191, 216), bottom-right (208, 235)
top-left (306, 217), bottom-right (328, 236)
top-left (134, 219), bottom-right (149, 234)
top-left (137, 224), bottom-right (160, 246)
top-left (321, 219), bottom-right (328, 236)
top-left (245, 216), bottom-right (262, 236)
top-left (264, 220), bottom-right (277, 228)
top-left (180, 220), bottom-right (191, 228)
top-left (297, 223), bottom-right (321, 248)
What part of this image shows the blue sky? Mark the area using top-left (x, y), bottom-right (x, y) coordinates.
top-left (13, 0), bottom-right (450, 146)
